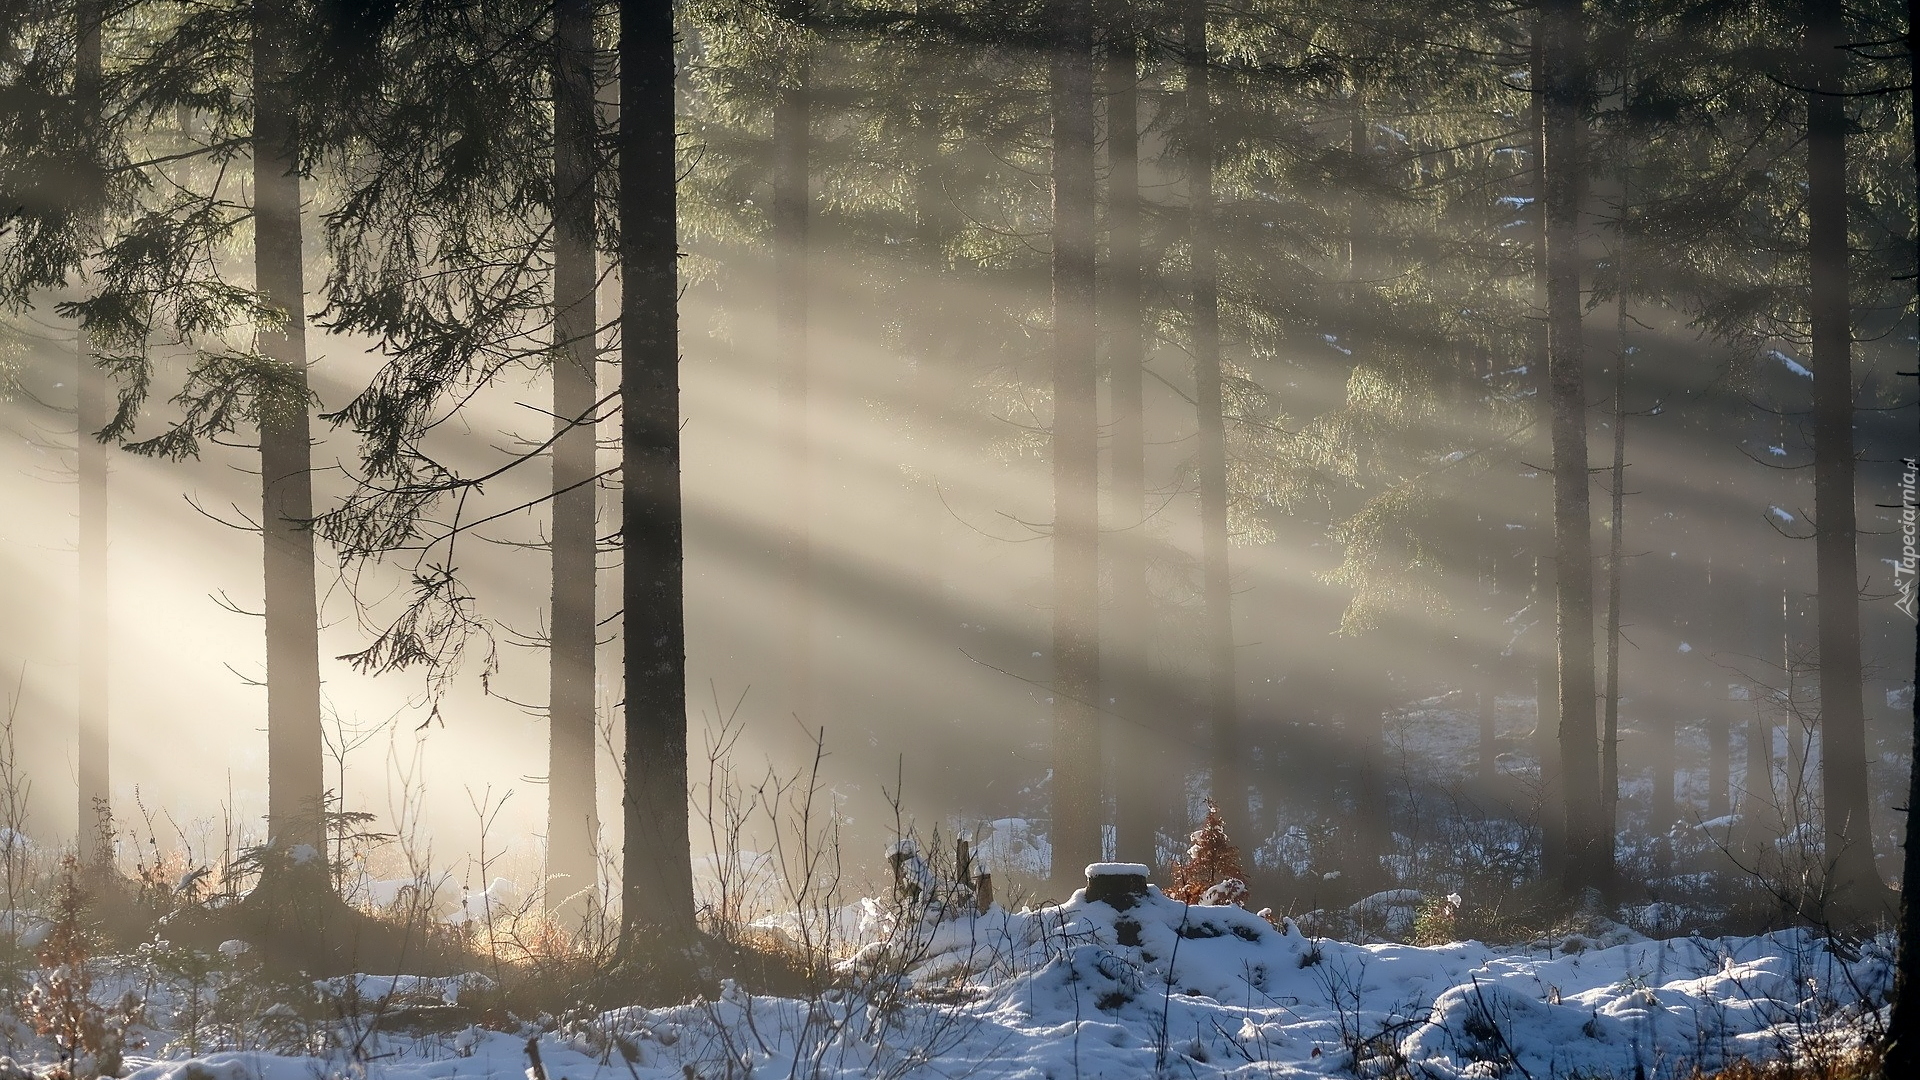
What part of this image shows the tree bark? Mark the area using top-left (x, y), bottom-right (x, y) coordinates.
top-left (253, 0), bottom-right (325, 871)
top-left (546, 0), bottom-right (600, 923)
top-left (1601, 289), bottom-right (1627, 847)
top-left (1528, 25), bottom-right (1564, 884)
top-left (618, 0), bottom-right (697, 951)
top-left (775, 8), bottom-right (813, 732)
top-left (1186, 0), bottom-right (1237, 831)
top-left (1102, 4), bottom-right (1153, 868)
top-left (1540, 0), bottom-right (1601, 896)
top-left (1805, 0), bottom-right (1883, 912)
top-left (73, 0), bottom-right (108, 866)
top-left (1048, 0), bottom-right (1101, 893)
top-left (1879, 0), bottom-right (1920, 1066)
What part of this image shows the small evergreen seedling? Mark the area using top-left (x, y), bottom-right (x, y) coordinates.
top-left (1167, 801), bottom-right (1247, 906)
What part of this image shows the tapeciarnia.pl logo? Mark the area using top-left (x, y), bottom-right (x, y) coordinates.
top-left (1898, 457), bottom-right (1918, 620)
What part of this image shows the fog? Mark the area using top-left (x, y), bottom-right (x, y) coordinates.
top-left (1, 6), bottom-right (1915, 917)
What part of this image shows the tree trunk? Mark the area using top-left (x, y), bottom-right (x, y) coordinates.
top-left (1350, 690), bottom-right (1390, 887)
top-left (1102, 5), bottom-right (1154, 868)
top-left (1048, 0), bottom-right (1101, 893)
top-left (1601, 289), bottom-right (1627, 846)
top-left (1786, 575), bottom-right (1814, 825)
top-left (253, 0), bottom-right (325, 872)
top-left (1186, 0), bottom-right (1237, 830)
top-left (1707, 708), bottom-right (1730, 819)
top-left (619, 0), bottom-right (697, 952)
top-left (73, 0), bottom-right (108, 866)
top-left (1740, 708), bottom-right (1773, 856)
top-left (1805, 0), bottom-right (1883, 914)
top-left (546, 0), bottom-right (600, 923)
top-left (775, 11), bottom-right (813, 732)
top-left (1528, 25), bottom-right (1564, 884)
top-left (1343, 84), bottom-right (1394, 869)
top-left (1879, 1), bottom-right (1920, 1065)
top-left (1710, 562), bottom-right (1749, 830)
top-left (1650, 663), bottom-right (1675, 870)
top-left (1541, 0), bottom-right (1601, 896)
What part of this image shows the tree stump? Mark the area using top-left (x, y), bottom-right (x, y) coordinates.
top-left (1084, 862), bottom-right (1149, 910)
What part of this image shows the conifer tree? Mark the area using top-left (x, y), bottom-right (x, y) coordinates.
top-left (618, 0), bottom-right (698, 953)
top-left (773, 2), bottom-right (815, 732)
top-left (1883, 7), bottom-right (1920, 1067)
top-left (251, 0), bottom-right (326, 883)
top-left (1804, 0), bottom-right (1885, 913)
top-left (1184, 0), bottom-right (1238, 832)
top-left (546, 0), bottom-right (601, 923)
top-left (1101, 0), bottom-right (1153, 867)
top-left (73, 0), bottom-right (108, 867)
top-left (1539, 0), bottom-right (1602, 895)
top-left (0, 0), bottom-right (127, 864)
top-left (1048, 0), bottom-right (1102, 893)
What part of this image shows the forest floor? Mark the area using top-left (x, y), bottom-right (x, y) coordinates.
top-left (1, 696), bottom-right (1901, 1079)
top-left (2, 879), bottom-right (1891, 1080)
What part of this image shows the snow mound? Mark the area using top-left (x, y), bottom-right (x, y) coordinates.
top-left (69, 892), bottom-right (1898, 1080)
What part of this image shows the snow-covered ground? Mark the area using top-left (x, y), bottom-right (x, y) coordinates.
top-left (8, 879), bottom-right (1886, 1080)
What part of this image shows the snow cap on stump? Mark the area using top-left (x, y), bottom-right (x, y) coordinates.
top-left (1084, 862), bottom-right (1149, 910)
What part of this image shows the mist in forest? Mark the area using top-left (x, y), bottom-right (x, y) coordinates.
top-left (0, 0), bottom-right (1915, 928)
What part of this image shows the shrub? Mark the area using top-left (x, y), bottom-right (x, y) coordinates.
top-left (22, 858), bottom-right (143, 1079)
top-left (1167, 802), bottom-right (1247, 906)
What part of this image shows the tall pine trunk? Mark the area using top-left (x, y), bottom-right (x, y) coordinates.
top-left (618, 0), bottom-right (697, 951)
top-left (1048, 0), bottom-right (1101, 891)
top-left (1707, 714), bottom-right (1731, 818)
top-left (1734, 385), bottom-right (1782, 859)
top-left (1601, 290), bottom-right (1627, 846)
top-left (1705, 562), bottom-right (1731, 820)
top-left (1880, 0), bottom-right (1920, 1065)
top-left (74, 0), bottom-right (108, 865)
top-left (1345, 84), bottom-right (1392, 873)
top-left (1804, 0), bottom-right (1883, 912)
top-left (775, 10), bottom-right (813, 731)
top-left (1102, 6), bottom-right (1154, 867)
top-left (1528, 26), bottom-right (1564, 883)
top-left (1541, 0), bottom-right (1601, 895)
top-left (253, 0), bottom-right (324, 873)
top-left (546, 0), bottom-right (600, 922)
top-left (1186, 0), bottom-right (1237, 828)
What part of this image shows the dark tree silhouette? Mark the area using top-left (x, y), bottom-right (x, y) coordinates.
top-left (1805, 0), bottom-right (1885, 915)
top-left (774, 1), bottom-right (815, 735)
top-left (1540, 0), bottom-right (1602, 895)
top-left (1101, 0), bottom-right (1153, 868)
top-left (1185, 0), bottom-right (1238, 831)
top-left (545, 0), bottom-right (601, 923)
top-left (253, 0), bottom-right (326, 877)
top-left (1048, 0), bottom-right (1101, 893)
top-left (72, 0), bottom-right (108, 867)
top-left (1882, 5), bottom-right (1920, 1069)
top-left (617, 0), bottom-right (698, 955)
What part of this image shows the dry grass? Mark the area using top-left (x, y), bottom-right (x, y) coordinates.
top-left (1685, 1045), bottom-right (1882, 1080)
